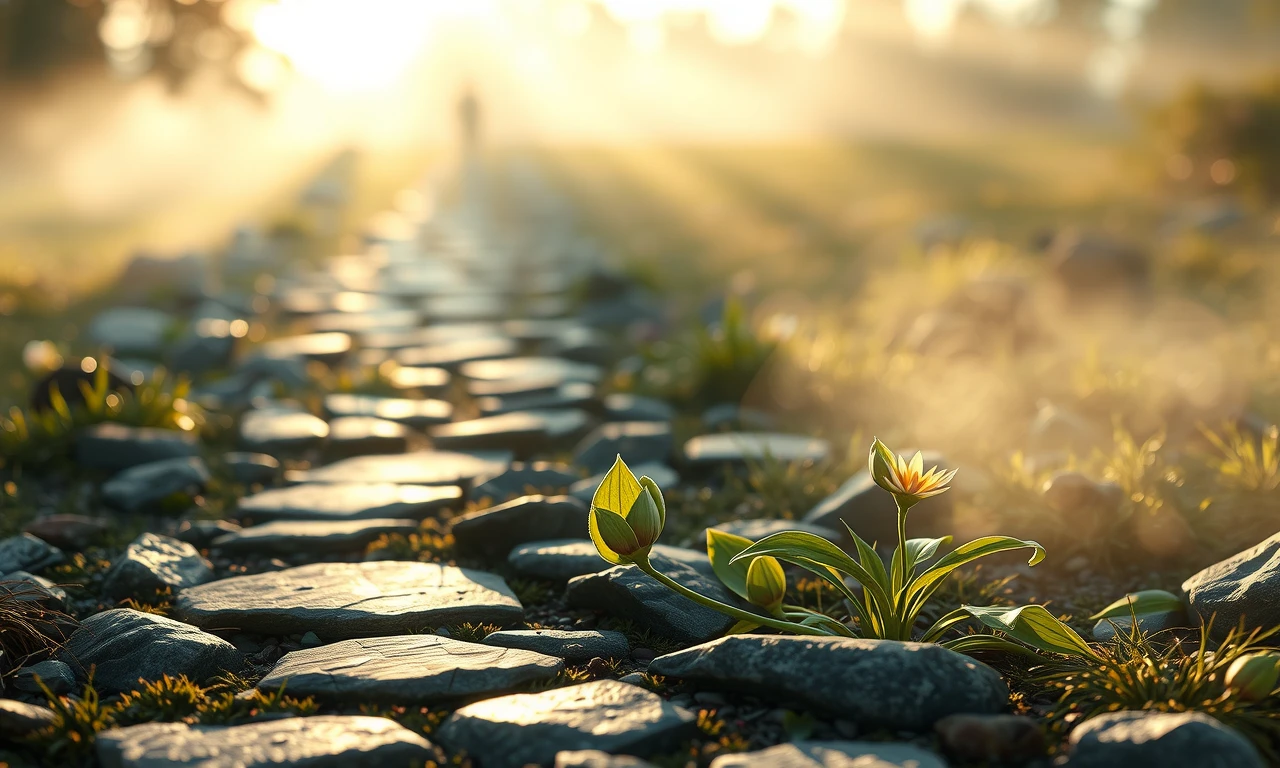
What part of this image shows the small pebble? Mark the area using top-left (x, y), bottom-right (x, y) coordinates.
top-left (300, 631), bottom-right (322, 648)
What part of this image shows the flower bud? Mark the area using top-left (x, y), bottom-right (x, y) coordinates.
top-left (745, 555), bottom-right (786, 614)
top-left (591, 506), bottom-right (642, 563)
top-left (1226, 653), bottom-right (1280, 702)
top-left (869, 438), bottom-right (899, 495)
top-left (627, 486), bottom-right (663, 550)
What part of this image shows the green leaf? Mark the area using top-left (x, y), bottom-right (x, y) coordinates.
top-left (589, 507), bottom-right (637, 564)
top-left (920, 607), bottom-right (974, 643)
top-left (1090, 590), bottom-right (1183, 622)
top-left (941, 633), bottom-right (1047, 661)
top-left (592, 455), bottom-right (642, 517)
top-left (725, 619), bottom-right (760, 635)
top-left (962, 604), bottom-right (1100, 660)
top-left (904, 537), bottom-right (951, 575)
top-left (904, 536), bottom-right (1046, 618)
top-left (707, 528), bottom-right (754, 600)
top-left (638, 476), bottom-right (666, 531)
top-left (842, 522), bottom-right (890, 595)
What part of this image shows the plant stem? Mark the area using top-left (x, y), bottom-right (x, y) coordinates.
top-left (636, 558), bottom-right (832, 637)
top-left (893, 501), bottom-right (908, 596)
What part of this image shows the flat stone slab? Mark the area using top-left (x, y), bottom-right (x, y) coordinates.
top-left (709, 741), bottom-right (947, 768)
top-left (460, 356), bottom-right (603, 387)
top-left (435, 680), bottom-right (696, 768)
top-left (102, 458), bottom-right (210, 514)
top-left (0, 533), bottom-right (64, 573)
top-left (384, 365), bottom-right (452, 394)
top-left (648, 636), bottom-right (1008, 731)
top-left (1063, 711), bottom-right (1264, 768)
top-left (510, 539), bottom-right (712, 582)
top-left (75, 423), bottom-right (199, 472)
top-left (573, 422), bottom-right (673, 475)
top-left (102, 533), bottom-right (214, 599)
top-left (88, 307), bottom-right (172, 356)
top-left (258, 635), bottom-right (563, 704)
top-left (555, 751), bottom-right (657, 768)
top-left (473, 462), bottom-right (581, 502)
top-left (285, 450), bottom-right (509, 486)
top-left (683, 432), bottom-right (831, 467)
top-left (483, 630), bottom-right (630, 662)
top-left (1184, 531), bottom-right (1280, 641)
top-left (237, 483), bottom-right (461, 522)
top-left (95, 716), bottom-right (434, 767)
top-left (257, 331), bottom-right (352, 363)
top-left (63, 608), bottom-right (242, 693)
top-left (431, 410), bottom-right (590, 458)
top-left (396, 337), bottom-right (518, 369)
top-left (239, 409), bottom-right (329, 453)
top-left (452, 495), bottom-right (589, 560)
top-left (324, 393), bottom-right (453, 428)
top-left (222, 452), bottom-right (281, 486)
top-left (212, 518), bottom-right (419, 554)
top-left (602, 394), bottom-right (675, 423)
top-left (175, 562), bottom-right (523, 639)
top-left (324, 416), bottom-right (409, 458)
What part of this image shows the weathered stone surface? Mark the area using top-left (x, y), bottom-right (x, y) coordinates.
top-left (258, 634), bottom-right (562, 703)
top-left (176, 561), bottom-right (523, 639)
top-left (1062, 711), bottom-right (1263, 768)
top-left (286, 450), bottom-right (508, 486)
top-left (570, 463), bottom-right (679, 505)
top-left (102, 533), bottom-right (214, 599)
top-left (431, 410), bottom-right (590, 458)
top-left (95, 716), bottom-right (434, 768)
top-left (804, 460), bottom-right (952, 547)
top-left (324, 393), bottom-right (453, 428)
top-left (15, 659), bottom-right (76, 695)
top-left (510, 540), bottom-right (710, 582)
top-left (75, 424), bottom-right (199, 472)
top-left (648, 636), bottom-right (1008, 731)
top-left (1184, 531), bottom-right (1280, 640)
top-left (0, 533), bottom-right (64, 573)
top-left (63, 609), bottom-right (242, 693)
top-left (565, 554), bottom-right (744, 644)
top-left (435, 680), bottom-right (696, 768)
top-left (239, 408), bottom-right (329, 454)
top-left (213, 518), bottom-right (418, 554)
top-left (237, 483), bottom-right (460, 522)
top-left (483, 629), bottom-right (630, 662)
top-left (222, 452), bottom-right (281, 486)
top-left (101, 458), bottom-right (211, 514)
top-left (452, 495), bottom-right (589, 560)
top-left (709, 742), bottom-right (947, 768)
top-left (1, 569), bottom-right (67, 604)
top-left (473, 462), bottom-right (580, 502)
top-left (0, 698), bottom-right (56, 737)
top-left (683, 432), bottom-right (830, 467)
top-left (556, 750), bottom-right (656, 768)
top-left (573, 422), bottom-right (672, 475)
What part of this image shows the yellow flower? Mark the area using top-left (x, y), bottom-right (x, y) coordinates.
top-left (869, 438), bottom-right (957, 508)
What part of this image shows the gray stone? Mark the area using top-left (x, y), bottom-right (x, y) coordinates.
top-left (256, 332), bottom-right (352, 364)
top-left (101, 458), bottom-right (211, 514)
top-left (102, 533), bottom-right (214, 599)
top-left (452, 495), bottom-right (589, 560)
top-left (237, 483), bottom-right (461, 522)
top-left (483, 629), bottom-right (630, 662)
top-left (570, 463), bottom-right (679, 505)
top-left (258, 634), bottom-right (563, 704)
top-left (239, 408), bottom-right (329, 454)
top-left (566, 554), bottom-right (745, 645)
top-left (396, 337), bottom-right (519, 369)
top-left (0, 570), bottom-right (67, 604)
top-left (15, 660), bottom-right (76, 695)
top-left (510, 540), bottom-right (712, 582)
top-left (0, 533), bottom-right (64, 573)
top-left (1184, 531), bottom-right (1280, 640)
top-left (602, 394), bottom-right (674, 423)
top-left (0, 699), bottom-right (56, 737)
top-left (435, 680), bottom-right (695, 768)
top-left (556, 750), bottom-right (657, 768)
top-left (476, 382), bottom-right (597, 417)
top-left (212, 518), bottom-right (419, 554)
top-left (648, 636), bottom-right (1008, 731)
top-left (95, 716), bottom-right (434, 768)
top-left (384, 365), bottom-right (451, 395)
top-left (324, 416), bottom-right (409, 459)
top-left (1092, 608), bottom-right (1190, 643)
top-left (286, 450), bottom-right (508, 486)
top-left (1063, 711), bottom-right (1263, 768)
top-left (173, 519), bottom-right (241, 549)
top-left (168, 323), bottom-right (237, 376)
top-left (324, 393), bottom-right (453, 428)
top-left (462, 357), bottom-right (603, 391)
top-left (63, 609), bottom-right (242, 693)
top-left (222, 452), bottom-right (280, 486)
top-left (431, 410), bottom-right (590, 458)
top-left (175, 561), bottom-right (523, 639)
top-left (75, 424), bottom-right (199, 472)
top-left (804, 460), bottom-right (952, 548)
top-left (474, 462), bottom-right (581, 502)
top-left (684, 432), bottom-right (830, 467)
top-left (709, 742), bottom-right (947, 768)
top-left (23, 514), bottom-right (109, 549)
top-left (573, 422), bottom-right (672, 475)
top-left (88, 307), bottom-right (173, 357)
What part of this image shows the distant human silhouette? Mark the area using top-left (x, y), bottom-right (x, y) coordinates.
top-left (457, 83), bottom-right (481, 154)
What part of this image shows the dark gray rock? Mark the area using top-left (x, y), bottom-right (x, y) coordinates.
top-left (237, 483), bottom-right (461, 522)
top-left (175, 561), bottom-right (523, 639)
top-left (709, 742), bottom-right (947, 768)
top-left (324, 416), bottom-right (409, 459)
top-left (324, 393), bottom-right (453, 428)
top-left (168, 323), bottom-right (237, 376)
top-left (0, 570), bottom-right (67, 605)
top-left (0, 533), bottom-right (64, 573)
top-left (1063, 711), bottom-right (1263, 768)
top-left (88, 307), bottom-right (173, 357)
top-left (570, 463), bottom-right (679, 505)
top-left (101, 533), bottom-right (214, 599)
top-left (75, 424), bottom-right (200, 472)
top-left (239, 408), bottom-right (329, 454)
top-left (101, 458), bottom-right (211, 514)
top-left (602, 394), bottom-right (674, 423)
top-left (556, 751), bottom-right (656, 768)
top-left (573, 422), bottom-right (672, 475)
top-left (222, 452), bottom-right (281, 486)
top-left (1092, 608), bottom-right (1190, 642)
top-left (0, 699), bottom-right (56, 737)
top-left (1184, 531), bottom-right (1280, 640)
top-left (257, 634), bottom-right (562, 704)
top-left (509, 539), bottom-right (710, 582)
top-left (473, 462), bottom-right (581, 502)
top-left (286, 450), bottom-right (508, 486)
top-left (935, 713), bottom-right (1047, 764)
top-left (565, 554), bottom-right (745, 644)
top-left (62, 609), bottom-right (242, 693)
top-left (431, 410), bottom-right (590, 459)
top-left (648, 636), bottom-right (1008, 731)
top-left (212, 518), bottom-right (419, 554)
top-left (95, 716), bottom-right (434, 767)
top-left (475, 380), bottom-right (597, 416)
top-left (23, 514), bottom-right (109, 549)
top-left (683, 432), bottom-right (830, 467)
top-left (173, 519), bottom-right (241, 549)
top-left (15, 660), bottom-right (76, 695)
top-left (701, 404), bottom-right (776, 432)
top-left (483, 629), bottom-right (630, 662)
top-left (803, 461), bottom-right (952, 548)
top-left (435, 680), bottom-right (696, 768)
top-left (452, 495), bottom-right (589, 560)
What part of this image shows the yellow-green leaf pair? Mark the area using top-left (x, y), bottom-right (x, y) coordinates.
top-left (589, 456), bottom-right (666, 564)
top-left (707, 529), bottom-right (786, 615)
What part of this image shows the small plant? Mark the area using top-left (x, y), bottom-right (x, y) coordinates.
top-left (589, 443), bottom-right (1099, 659)
top-left (27, 675), bottom-right (114, 766)
top-left (447, 623), bottom-right (500, 643)
top-left (507, 578), bottom-right (554, 607)
top-left (1201, 422), bottom-right (1280, 493)
top-left (113, 674), bottom-right (208, 726)
top-left (365, 519), bottom-right (453, 562)
top-left (196, 683), bottom-right (319, 725)
top-left (0, 584), bottom-right (76, 683)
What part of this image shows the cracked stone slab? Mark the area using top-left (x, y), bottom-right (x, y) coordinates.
top-left (175, 561), bottom-right (523, 639)
top-left (95, 715), bottom-right (434, 768)
top-left (236, 483), bottom-right (461, 522)
top-left (212, 518), bottom-right (420, 554)
top-left (257, 634), bottom-right (562, 704)
top-left (435, 680), bottom-right (696, 768)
